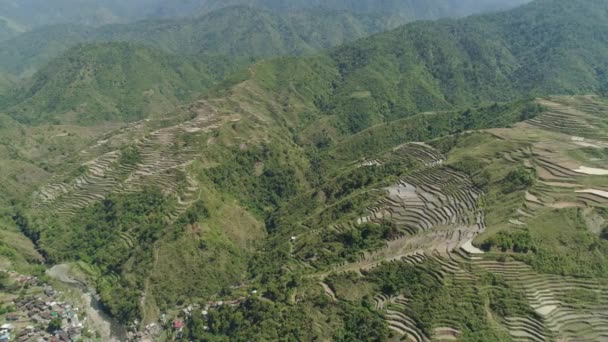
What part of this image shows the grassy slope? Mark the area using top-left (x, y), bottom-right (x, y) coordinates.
top-left (0, 72), bottom-right (13, 94)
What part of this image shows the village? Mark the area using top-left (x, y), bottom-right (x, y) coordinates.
top-left (0, 272), bottom-right (88, 342)
top-left (130, 297), bottom-right (248, 341)
top-left (1, 267), bottom-right (257, 342)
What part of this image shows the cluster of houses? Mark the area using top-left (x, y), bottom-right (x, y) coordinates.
top-left (126, 297), bottom-right (248, 341)
top-left (126, 321), bottom-right (162, 341)
top-left (1, 273), bottom-right (86, 342)
top-left (12, 294), bottom-right (84, 341)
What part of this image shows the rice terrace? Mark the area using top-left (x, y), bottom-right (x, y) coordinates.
top-left (1, 0), bottom-right (608, 341)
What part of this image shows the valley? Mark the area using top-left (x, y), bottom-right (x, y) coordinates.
top-left (0, 0), bottom-right (607, 341)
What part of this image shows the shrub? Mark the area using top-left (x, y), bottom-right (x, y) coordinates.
top-left (502, 167), bottom-right (535, 193)
top-left (481, 230), bottom-right (536, 253)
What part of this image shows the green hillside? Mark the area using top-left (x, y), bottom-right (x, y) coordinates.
top-left (0, 7), bottom-right (398, 78)
top-left (0, 1), bottom-right (534, 78)
top-left (0, 72), bottom-right (13, 94)
top-left (2, 0), bottom-right (608, 341)
top-left (241, 0), bottom-right (608, 136)
top-left (0, 0), bottom-right (164, 28)
top-left (97, 6), bottom-right (396, 57)
top-left (0, 42), bottom-right (245, 125)
top-left (0, 25), bottom-right (96, 78)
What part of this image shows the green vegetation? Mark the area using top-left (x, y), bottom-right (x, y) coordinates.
top-left (502, 167), bottom-right (536, 193)
top-left (366, 262), bottom-right (518, 340)
top-left (324, 221), bottom-right (399, 263)
top-left (23, 187), bottom-right (175, 322)
top-left (3, 0), bottom-right (608, 341)
top-left (185, 298), bottom-right (313, 341)
top-left (0, 42), bottom-right (245, 125)
top-left (301, 101), bottom-right (541, 177)
top-left (520, 209), bottom-right (608, 278)
top-left (241, 0), bottom-right (606, 139)
top-left (118, 145), bottom-right (142, 165)
top-left (481, 230), bottom-right (536, 253)
top-left (0, 0), bottom-right (532, 77)
top-left (47, 317), bottom-right (62, 332)
top-left (0, 8), bottom-right (393, 77)
top-left (203, 143), bottom-right (302, 215)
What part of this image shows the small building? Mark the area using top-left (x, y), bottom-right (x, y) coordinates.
top-left (173, 320), bottom-right (185, 330)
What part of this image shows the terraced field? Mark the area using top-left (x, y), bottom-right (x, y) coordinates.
top-left (321, 96), bottom-right (608, 342)
top-left (525, 97), bottom-right (608, 141)
top-left (26, 93), bottom-right (608, 340)
top-left (33, 101), bottom-right (230, 220)
top-left (301, 143), bottom-right (486, 277)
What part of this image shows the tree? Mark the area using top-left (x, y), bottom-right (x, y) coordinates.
top-left (47, 317), bottom-right (62, 333)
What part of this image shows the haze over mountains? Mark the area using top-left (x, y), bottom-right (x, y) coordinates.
top-left (0, 0), bottom-right (531, 29)
top-left (1, 1), bottom-right (608, 341)
top-left (0, 0), bottom-right (530, 79)
top-left (0, 7), bottom-right (394, 78)
top-left (2, 0), bottom-right (607, 129)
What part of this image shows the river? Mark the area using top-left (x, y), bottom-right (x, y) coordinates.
top-left (47, 264), bottom-right (128, 341)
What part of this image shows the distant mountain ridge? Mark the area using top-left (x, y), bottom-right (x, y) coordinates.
top-left (0, 17), bottom-right (23, 42)
top-left (161, 0), bottom-right (531, 18)
top-left (0, 6), bottom-right (398, 78)
top-left (245, 0), bottom-right (608, 134)
top-left (3, 0), bottom-right (607, 129)
top-left (0, 1), bottom-right (532, 78)
top-left (0, 0), bottom-right (531, 30)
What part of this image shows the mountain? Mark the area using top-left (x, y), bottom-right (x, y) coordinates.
top-left (95, 6), bottom-right (397, 58)
top-left (0, 0), bottom-right (531, 31)
top-left (0, 17), bottom-right (23, 42)
top-left (3, 0), bottom-right (608, 341)
top-left (0, 42), bottom-right (245, 125)
top-left (242, 0), bottom-right (608, 135)
top-left (0, 0), bottom-right (163, 28)
top-left (0, 72), bottom-right (14, 93)
top-left (161, 0), bottom-right (531, 18)
top-left (0, 1), bottom-right (534, 78)
top-left (0, 7), bottom-right (399, 78)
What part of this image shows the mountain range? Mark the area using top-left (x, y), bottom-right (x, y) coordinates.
top-left (0, 1), bottom-right (533, 78)
top-left (1, 0), bottom-right (608, 341)
top-left (0, 0), bottom-right (531, 29)
top-left (5, 0), bottom-right (606, 130)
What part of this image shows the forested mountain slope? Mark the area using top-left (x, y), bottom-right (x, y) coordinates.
top-left (0, 0), bottom-right (162, 28)
top-left (245, 0), bottom-right (608, 135)
top-left (0, 72), bottom-right (13, 94)
top-left (2, 0), bottom-right (608, 341)
top-left (94, 7), bottom-right (394, 58)
top-left (6, 0), bottom-right (606, 129)
top-left (165, 0), bottom-right (530, 18)
top-left (0, 42), bottom-right (244, 125)
top-left (0, 6), bottom-right (394, 78)
top-left (0, 1), bottom-right (532, 78)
